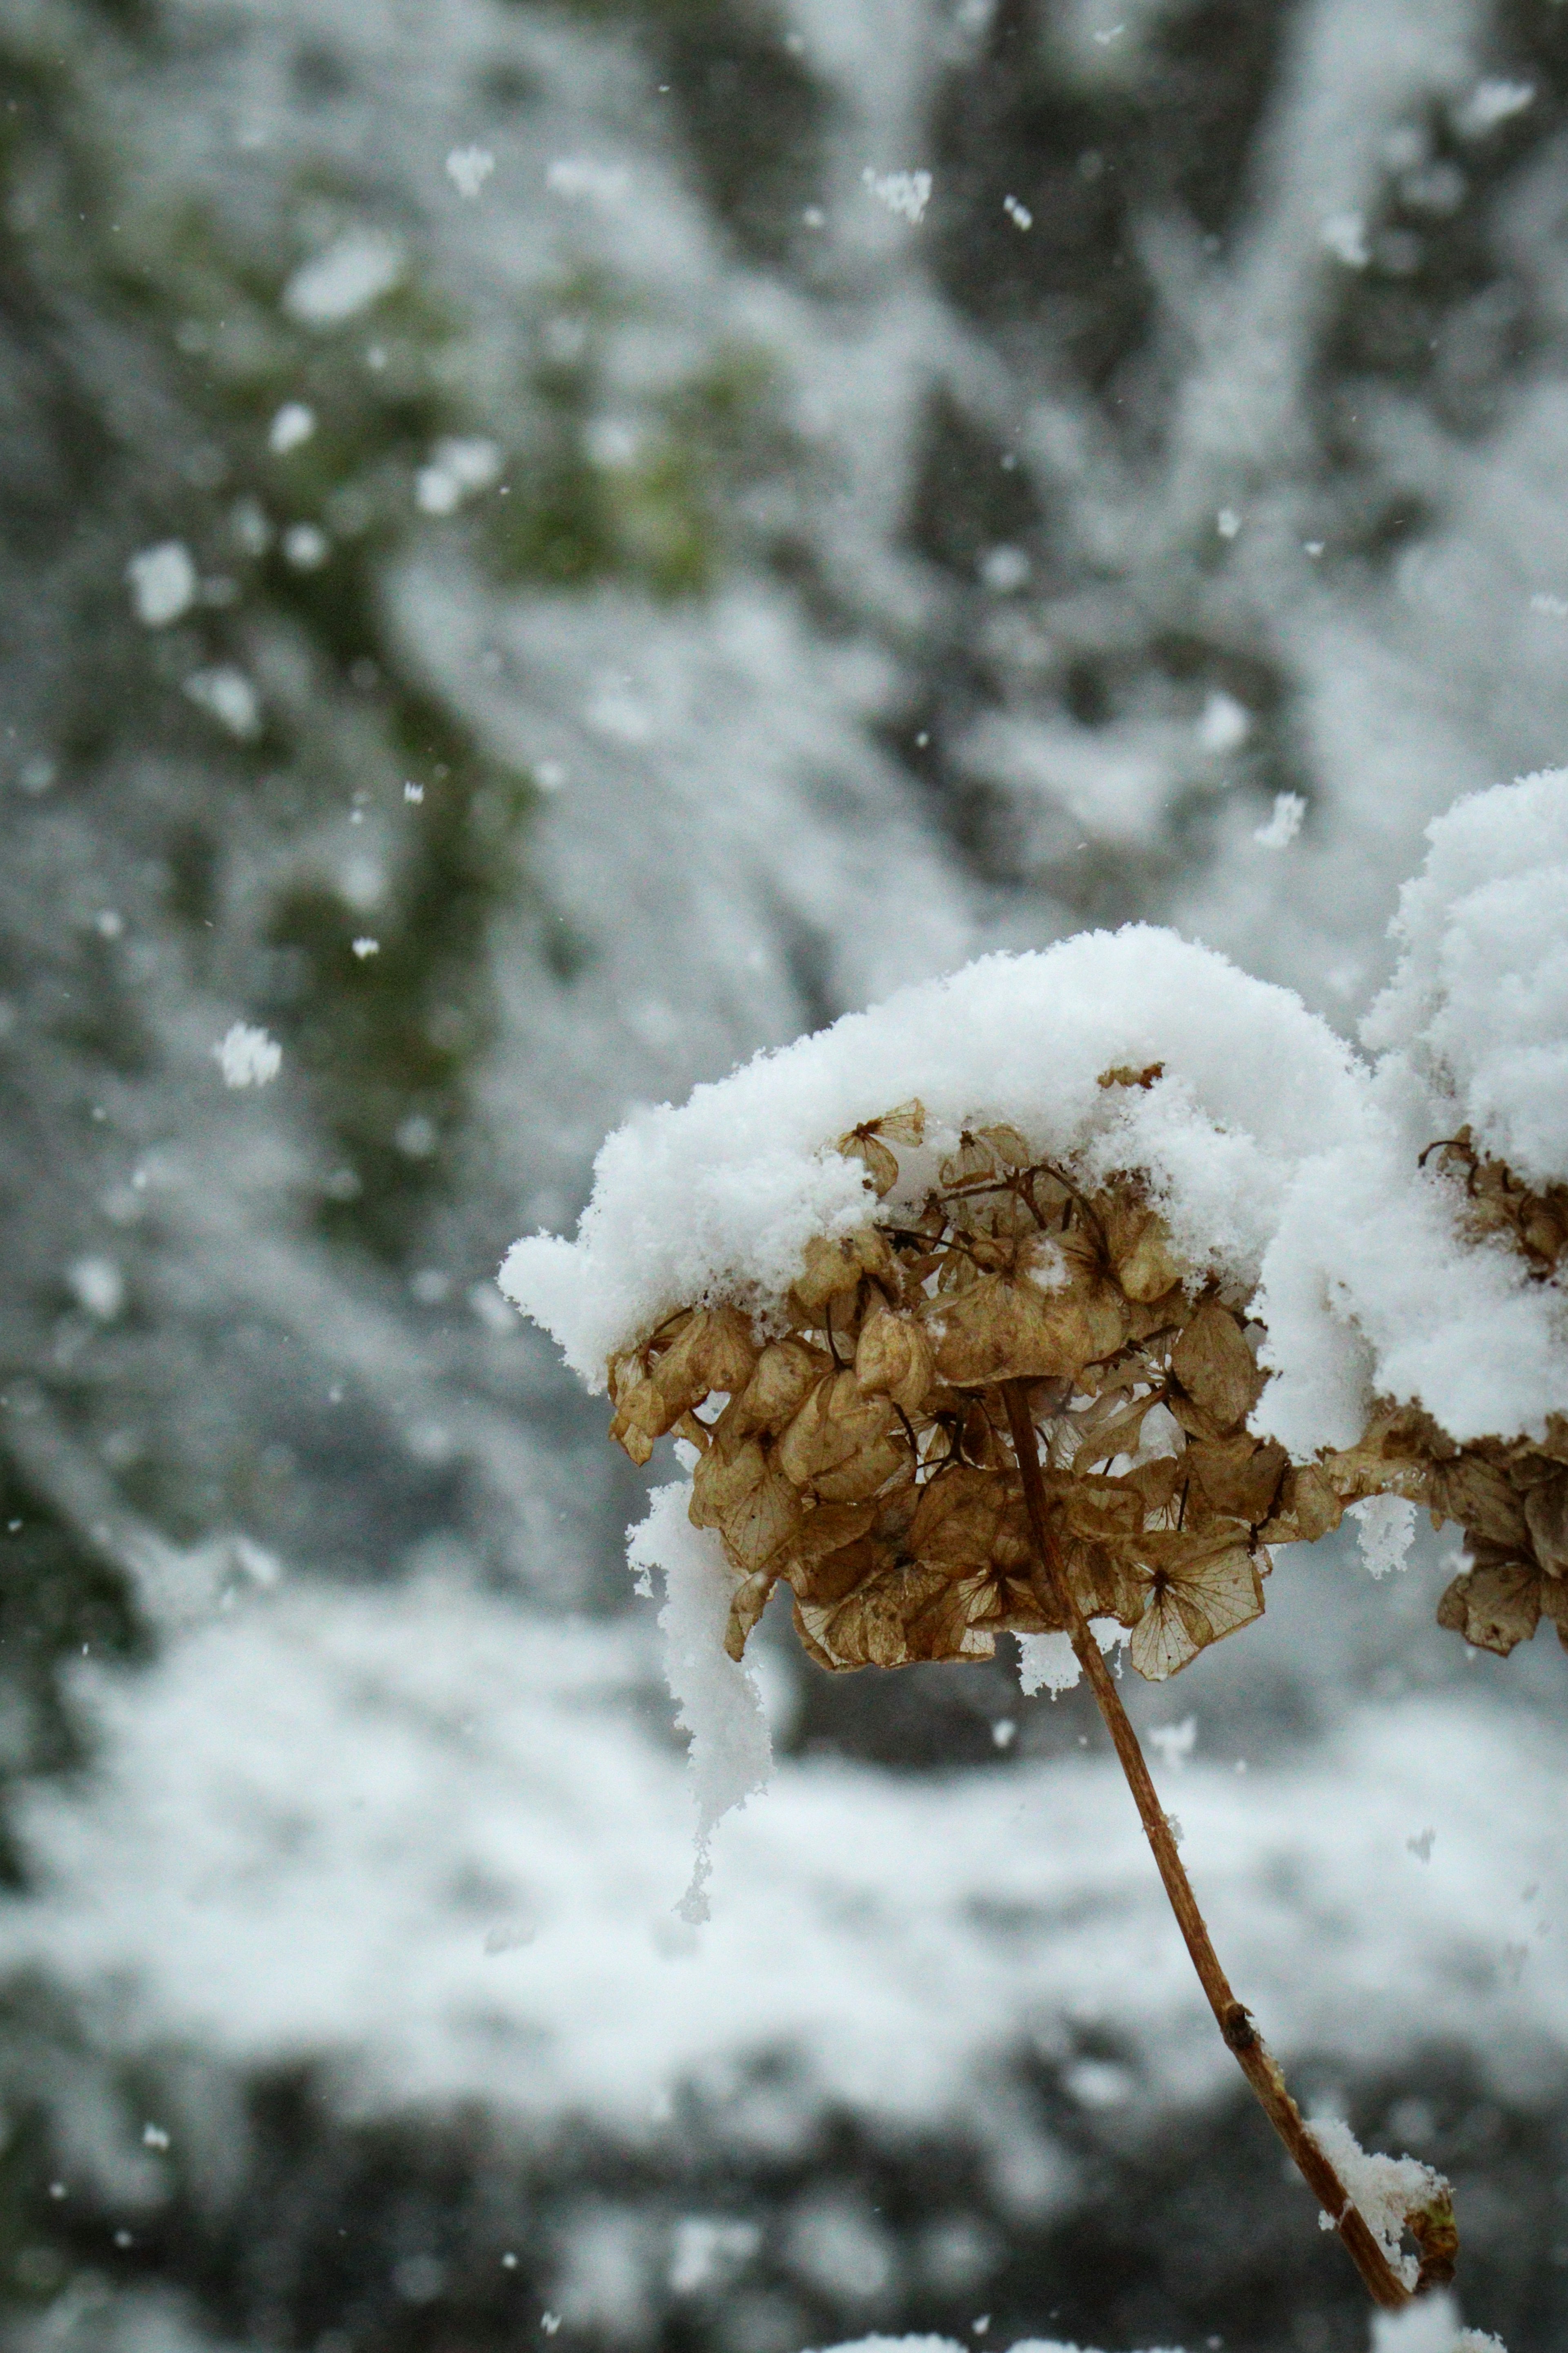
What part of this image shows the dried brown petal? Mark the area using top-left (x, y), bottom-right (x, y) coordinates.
top-left (907, 1464), bottom-right (1008, 1576)
top-left (941, 1131), bottom-right (1001, 1189)
top-left (724, 1569), bottom-right (778, 1662)
top-left (841, 1133), bottom-right (901, 1198)
top-left (975, 1123), bottom-right (1033, 1169)
top-left (924, 1267), bottom-right (1128, 1387)
top-left (1101, 1197), bottom-right (1187, 1304)
top-left (791, 1227), bottom-right (898, 1314)
top-left (1427, 1454), bottom-right (1531, 1553)
top-left (1260, 1462), bottom-right (1344, 1545)
top-left (1128, 1539), bottom-right (1265, 1682)
top-left (1185, 1433), bottom-right (1289, 1528)
top-left (689, 1437), bottom-right (804, 1575)
top-left (732, 1338), bottom-right (831, 1440)
top-left (609, 1304), bottom-right (760, 1461)
top-left (1436, 1559), bottom-right (1541, 1656)
top-left (1524, 1470), bottom-right (1568, 1577)
top-left (777, 1371), bottom-right (908, 1502)
top-left (1170, 1298), bottom-right (1265, 1434)
top-left (1097, 1062), bottom-right (1165, 1091)
top-left (853, 1308), bottom-right (936, 1415)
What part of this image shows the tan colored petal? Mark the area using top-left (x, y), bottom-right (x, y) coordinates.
top-left (1101, 1198), bottom-right (1187, 1303)
top-left (1170, 1298), bottom-right (1265, 1433)
top-left (1427, 1453), bottom-right (1531, 1552)
top-left (792, 1226), bottom-right (898, 1314)
top-left (841, 1133), bottom-right (900, 1197)
top-left (1128, 1540), bottom-right (1264, 1681)
top-left (1185, 1434), bottom-right (1289, 1527)
top-left (1436, 1559), bottom-right (1541, 1656)
top-left (1260, 1462), bottom-right (1345, 1544)
top-left (777, 1371), bottom-right (908, 1502)
top-left (853, 1308), bottom-right (936, 1415)
top-left (923, 1270), bottom-right (1127, 1388)
top-left (689, 1438), bottom-right (804, 1575)
top-left (733, 1338), bottom-right (831, 1439)
top-left (1524, 1470), bottom-right (1568, 1576)
top-left (907, 1464), bottom-right (1008, 1576)
top-left (724, 1568), bottom-right (778, 1661)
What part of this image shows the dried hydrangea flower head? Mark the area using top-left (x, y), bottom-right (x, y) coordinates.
top-left (606, 1081), bottom-right (1344, 1688)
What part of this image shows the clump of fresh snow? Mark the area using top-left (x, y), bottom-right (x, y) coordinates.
top-left (1307, 2114), bottom-right (1447, 2291)
top-left (1017, 1621), bottom-right (1129, 1697)
top-left (1349, 1494), bottom-right (1418, 1579)
top-left (214, 1023), bottom-right (282, 1088)
top-left (501, 927), bottom-right (1368, 1385)
top-left (1362, 773), bottom-right (1568, 1190)
top-left (1255, 790), bottom-right (1306, 848)
top-left (283, 232), bottom-right (403, 327)
top-left (627, 1486), bottom-right (771, 1923)
top-left (506, 883), bottom-right (1568, 1462)
top-left (862, 168), bottom-right (932, 224)
top-left (126, 541), bottom-right (196, 627)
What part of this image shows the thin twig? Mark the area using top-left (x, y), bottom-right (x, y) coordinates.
top-left (1000, 1380), bottom-right (1414, 2313)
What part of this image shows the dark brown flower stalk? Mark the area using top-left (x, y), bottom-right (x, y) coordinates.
top-left (999, 1380), bottom-right (1434, 2313)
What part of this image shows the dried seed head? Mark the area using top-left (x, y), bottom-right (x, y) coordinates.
top-left (604, 1108), bottom-right (1568, 1682)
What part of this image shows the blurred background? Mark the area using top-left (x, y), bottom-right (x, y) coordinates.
top-left (3, 0), bottom-right (1568, 2347)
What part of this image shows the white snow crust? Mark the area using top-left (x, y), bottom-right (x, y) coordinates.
top-left (1363, 772), bottom-right (1568, 1189)
top-left (504, 820), bottom-right (1568, 1461)
top-left (502, 926), bottom-right (1369, 1385)
top-left (628, 1486), bottom-right (772, 1922)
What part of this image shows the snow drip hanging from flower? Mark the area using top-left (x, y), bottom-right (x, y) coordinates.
top-left (503, 773), bottom-right (1568, 2324)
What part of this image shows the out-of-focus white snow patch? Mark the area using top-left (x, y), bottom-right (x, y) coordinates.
top-left (213, 1023), bottom-right (281, 1089)
top-left (1254, 791), bottom-right (1306, 848)
top-left (861, 168), bottom-right (932, 224)
top-left (546, 157), bottom-right (630, 203)
top-left (282, 522), bottom-right (328, 570)
top-left (445, 145), bottom-right (495, 198)
top-left (267, 401), bottom-right (316, 455)
top-left (1372, 2293), bottom-right (1506, 2352)
top-left (1199, 691), bottom-right (1250, 754)
top-left (1349, 1494), bottom-right (1418, 1579)
top-left (1362, 773), bottom-right (1568, 1189)
top-left (283, 232), bottom-right (403, 327)
top-left (2, 1579), bottom-right (1565, 2170)
top-left (416, 437), bottom-right (502, 515)
top-left (1321, 211), bottom-right (1370, 267)
top-left (126, 542), bottom-right (196, 627)
top-left (627, 1486), bottom-right (771, 1922)
top-left (1452, 78), bottom-right (1534, 138)
top-left (68, 1256), bottom-right (124, 1320)
top-left (183, 666), bottom-right (261, 738)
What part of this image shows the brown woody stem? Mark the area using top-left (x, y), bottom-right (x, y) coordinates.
top-left (1000, 1382), bottom-right (1413, 2313)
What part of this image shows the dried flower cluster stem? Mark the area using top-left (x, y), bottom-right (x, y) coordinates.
top-left (1001, 1382), bottom-right (1414, 2312)
top-left (599, 1099), bottom-right (1481, 2304)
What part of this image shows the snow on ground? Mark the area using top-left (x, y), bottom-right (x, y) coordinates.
top-left (7, 1577), bottom-right (1564, 2157)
